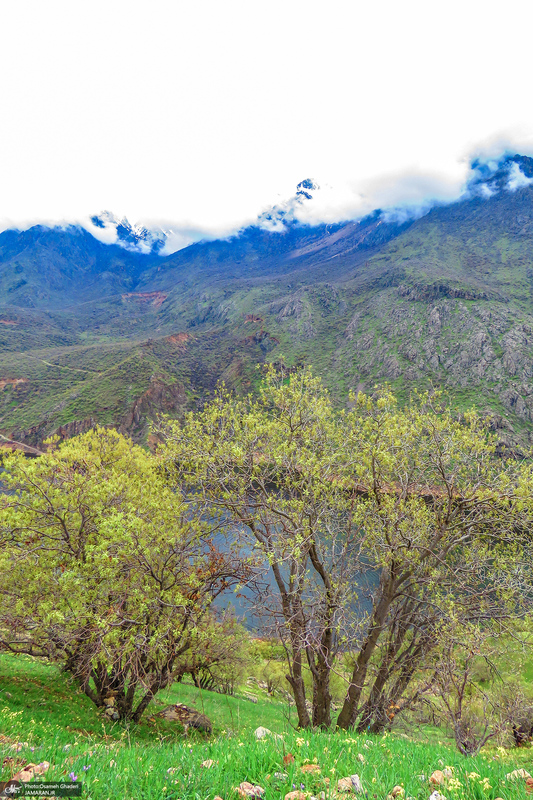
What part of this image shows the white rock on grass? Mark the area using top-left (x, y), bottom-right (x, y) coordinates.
top-left (429, 792), bottom-right (447, 800)
top-left (254, 727), bottom-right (272, 739)
top-left (506, 768), bottom-right (531, 780)
top-left (254, 726), bottom-right (283, 741)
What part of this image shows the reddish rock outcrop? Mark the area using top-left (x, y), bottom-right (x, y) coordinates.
top-left (121, 291), bottom-right (167, 308)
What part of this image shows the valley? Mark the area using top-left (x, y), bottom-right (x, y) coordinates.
top-left (2, 155), bottom-right (533, 454)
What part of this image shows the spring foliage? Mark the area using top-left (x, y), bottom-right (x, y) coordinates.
top-left (157, 365), bottom-right (533, 731)
top-left (0, 428), bottom-right (241, 721)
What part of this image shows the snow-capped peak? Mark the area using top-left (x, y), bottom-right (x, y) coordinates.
top-left (90, 211), bottom-right (167, 254)
top-left (257, 179), bottom-right (320, 231)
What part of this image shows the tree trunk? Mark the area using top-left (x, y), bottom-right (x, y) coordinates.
top-left (311, 652), bottom-right (332, 728)
top-left (336, 577), bottom-right (395, 729)
top-left (286, 646), bottom-right (311, 729)
top-left (307, 542), bottom-right (335, 729)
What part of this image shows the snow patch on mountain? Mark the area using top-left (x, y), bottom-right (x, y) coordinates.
top-left (88, 211), bottom-right (167, 254)
top-left (257, 179), bottom-right (320, 231)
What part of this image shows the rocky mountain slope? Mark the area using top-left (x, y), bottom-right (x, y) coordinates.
top-left (2, 154), bottom-right (533, 453)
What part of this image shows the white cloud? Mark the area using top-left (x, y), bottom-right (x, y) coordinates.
top-left (507, 163), bottom-right (533, 191)
top-left (1, 0), bottom-right (533, 249)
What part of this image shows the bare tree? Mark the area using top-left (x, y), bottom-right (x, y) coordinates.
top-left (420, 632), bottom-right (504, 755)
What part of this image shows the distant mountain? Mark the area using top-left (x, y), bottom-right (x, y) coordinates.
top-left (467, 153), bottom-right (533, 195)
top-left (0, 224), bottom-right (161, 309)
top-left (2, 160), bottom-right (533, 455)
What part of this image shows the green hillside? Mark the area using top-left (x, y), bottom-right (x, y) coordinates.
top-left (1, 653), bottom-right (532, 800)
top-left (2, 161), bottom-right (533, 452)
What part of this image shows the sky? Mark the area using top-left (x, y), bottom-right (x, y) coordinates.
top-left (2, 0), bottom-right (533, 252)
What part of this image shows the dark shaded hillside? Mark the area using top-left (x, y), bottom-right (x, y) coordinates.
top-left (2, 157), bottom-right (533, 453)
top-left (0, 225), bottom-right (162, 309)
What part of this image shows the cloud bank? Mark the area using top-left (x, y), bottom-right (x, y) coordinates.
top-left (2, 144), bottom-right (533, 256)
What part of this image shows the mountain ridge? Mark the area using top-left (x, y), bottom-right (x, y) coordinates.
top-left (2, 156), bottom-right (533, 454)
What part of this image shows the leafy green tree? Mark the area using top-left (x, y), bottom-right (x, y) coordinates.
top-left (158, 366), bottom-right (358, 728)
top-left (335, 391), bottom-right (533, 732)
top-left (0, 428), bottom-right (244, 722)
top-left (157, 365), bottom-right (533, 731)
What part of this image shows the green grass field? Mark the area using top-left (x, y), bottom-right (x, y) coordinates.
top-left (1, 654), bottom-right (532, 800)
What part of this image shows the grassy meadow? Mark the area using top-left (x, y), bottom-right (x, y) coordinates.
top-left (1, 654), bottom-right (532, 800)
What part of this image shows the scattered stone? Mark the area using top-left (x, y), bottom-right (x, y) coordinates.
top-left (284, 793), bottom-right (308, 800)
top-left (442, 768), bottom-right (453, 779)
top-left (104, 704), bottom-right (120, 721)
top-left (273, 773), bottom-right (288, 780)
top-left (428, 793), bottom-right (447, 800)
top-left (244, 693), bottom-right (258, 703)
top-left (429, 771), bottom-right (445, 785)
top-left (156, 703), bottom-right (212, 734)
top-left (301, 764), bottom-right (321, 774)
top-left (201, 759), bottom-right (216, 769)
top-left (390, 787), bottom-right (404, 797)
top-left (214, 796), bottom-right (224, 800)
top-left (357, 753), bottom-right (365, 764)
top-left (236, 782), bottom-right (265, 799)
top-left (527, 777), bottom-right (533, 794)
top-left (9, 743), bottom-right (28, 752)
top-left (283, 753), bottom-right (295, 765)
top-left (337, 774), bottom-right (363, 793)
top-left (254, 727), bottom-right (272, 740)
top-left (506, 768), bottom-right (531, 780)
top-left (13, 762), bottom-right (50, 782)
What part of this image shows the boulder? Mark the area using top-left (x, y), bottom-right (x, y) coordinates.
top-left (156, 703), bottom-right (212, 734)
